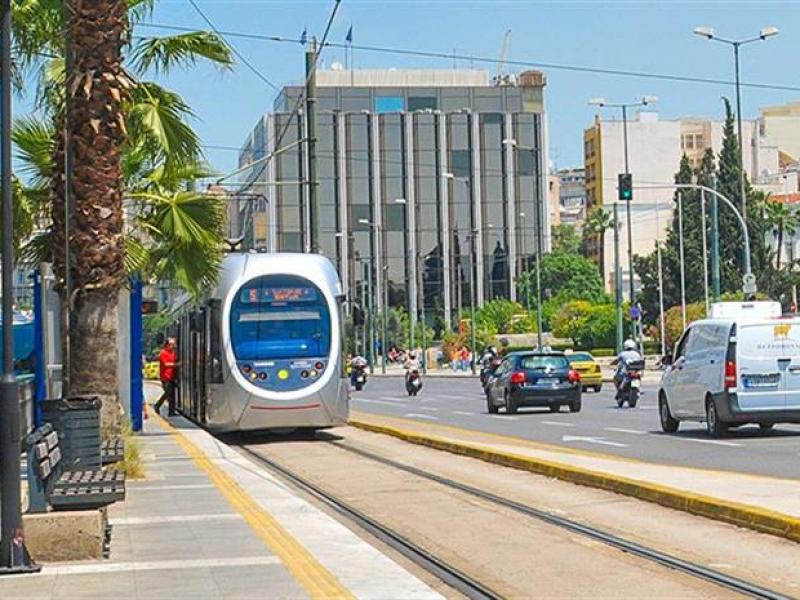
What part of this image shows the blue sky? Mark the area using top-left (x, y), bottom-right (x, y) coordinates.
top-left (44, 1), bottom-right (800, 176)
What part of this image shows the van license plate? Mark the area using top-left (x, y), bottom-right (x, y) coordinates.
top-left (743, 374), bottom-right (780, 388)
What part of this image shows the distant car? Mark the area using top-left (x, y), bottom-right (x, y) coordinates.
top-left (486, 351), bottom-right (582, 414)
top-left (566, 351), bottom-right (602, 392)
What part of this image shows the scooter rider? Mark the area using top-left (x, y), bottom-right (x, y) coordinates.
top-left (612, 339), bottom-right (642, 398)
top-left (350, 354), bottom-right (367, 386)
top-left (403, 351), bottom-right (420, 377)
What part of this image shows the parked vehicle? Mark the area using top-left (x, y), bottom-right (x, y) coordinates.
top-left (486, 351), bottom-right (582, 414)
top-left (658, 301), bottom-right (800, 437)
top-left (566, 351), bottom-right (602, 392)
top-left (615, 359), bottom-right (644, 408)
top-left (405, 369), bottom-right (423, 396)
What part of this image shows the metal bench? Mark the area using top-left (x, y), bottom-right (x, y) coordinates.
top-left (101, 438), bottom-right (125, 465)
top-left (27, 424), bottom-right (126, 513)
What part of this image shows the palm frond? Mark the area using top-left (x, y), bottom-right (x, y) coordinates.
top-left (124, 234), bottom-right (150, 275)
top-left (130, 31), bottom-right (233, 75)
top-left (19, 226), bottom-right (53, 266)
top-left (126, 82), bottom-right (202, 166)
top-left (12, 114), bottom-right (55, 185)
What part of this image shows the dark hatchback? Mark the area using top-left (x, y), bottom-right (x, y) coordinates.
top-left (486, 351), bottom-right (582, 414)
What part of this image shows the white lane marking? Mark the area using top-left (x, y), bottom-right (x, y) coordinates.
top-left (490, 415), bottom-right (519, 420)
top-left (452, 410), bottom-right (475, 416)
top-left (404, 413), bottom-right (439, 421)
top-left (679, 437), bottom-right (742, 447)
top-left (438, 394), bottom-right (468, 400)
top-left (352, 398), bottom-right (398, 406)
top-left (541, 421), bottom-right (575, 428)
top-left (562, 435), bottom-right (629, 448)
top-left (36, 556), bottom-right (281, 576)
top-left (418, 406), bottom-right (438, 412)
top-left (379, 396), bottom-right (407, 403)
top-left (110, 514), bottom-right (241, 526)
top-left (604, 427), bottom-right (647, 435)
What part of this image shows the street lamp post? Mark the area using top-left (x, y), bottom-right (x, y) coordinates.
top-left (588, 96), bottom-right (658, 339)
top-left (694, 25), bottom-right (779, 222)
top-left (358, 218), bottom-right (386, 374)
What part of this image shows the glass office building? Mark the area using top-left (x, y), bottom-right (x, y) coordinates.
top-left (236, 69), bottom-right (549, 330)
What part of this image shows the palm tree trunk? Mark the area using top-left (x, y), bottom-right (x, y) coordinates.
top-left (65, 0), bottom-right (130, 436)
top-left (777, 226), bottom-right (784, 272)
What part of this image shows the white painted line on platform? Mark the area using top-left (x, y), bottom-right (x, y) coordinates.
top-left (404, 413), bottom-right (439, 421)
top-left (110, 514), bottom-right (242, 526)
top-left (604, 427), bottom-right (647, 435)
top-left (679, 437), bottom-right (742, 447)
top-left (127, 483), bottom-right (215, 491)
top-left (39, 556), bottom-right (280, 576)
top-left (452, 410), bottom-right (475, 416)
top-left (541, 421), bottom-right (575, 428)
top-left (562, 435), bottom-right (629, 448)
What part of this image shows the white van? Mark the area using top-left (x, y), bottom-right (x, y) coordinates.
top-left (659, 302), bottom-right (800, 437)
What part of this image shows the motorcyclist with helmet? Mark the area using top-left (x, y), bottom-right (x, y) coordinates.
top-left (612, 339), bottom-right (643, 400)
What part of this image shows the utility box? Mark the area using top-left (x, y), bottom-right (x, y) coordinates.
top-left (40, 397), bottom-right (101, 469)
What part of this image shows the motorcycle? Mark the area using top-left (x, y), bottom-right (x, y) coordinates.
top-left (351, 362), bottom-right (368, 391)
top-left (405, 369), bottom-right (423, 396)
top-left (480, 356), bottom-right (502, 387)
top-left (616, 359), bottom-right (645, 408)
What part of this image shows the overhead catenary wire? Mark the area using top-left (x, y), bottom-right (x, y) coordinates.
top-left (185, 0), bottom-right (281, 92)
top-left (137, 22), bottom-right (800, 94)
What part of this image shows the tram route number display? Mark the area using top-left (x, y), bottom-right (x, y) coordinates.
top-left (242, 287), bottom-right (318, 303)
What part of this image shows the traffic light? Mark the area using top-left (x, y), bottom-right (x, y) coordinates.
top-left (618, 173), bottom-right (633, 201)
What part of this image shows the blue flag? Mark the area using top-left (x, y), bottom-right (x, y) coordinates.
top-left (300, 28), bottom-right (307, 45)
top-left (345, 25), bottom-right (353, 43)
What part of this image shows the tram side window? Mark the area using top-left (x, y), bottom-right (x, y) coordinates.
top-left (208, 299), bottom-right (223, 384)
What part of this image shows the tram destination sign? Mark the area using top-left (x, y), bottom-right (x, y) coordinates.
top-left (242, 286), bottom-right (318, 303)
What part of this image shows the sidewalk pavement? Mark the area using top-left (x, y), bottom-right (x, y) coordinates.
top-left (351, 412), bottom-right (800, 543)
top-left (0, 398), bottom-right (442, 599)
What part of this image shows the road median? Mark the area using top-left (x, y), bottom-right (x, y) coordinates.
top-left (349, 414), bottom-right (800, 544)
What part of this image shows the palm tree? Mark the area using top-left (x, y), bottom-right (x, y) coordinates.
top-left (765, 200), bottom-right (798, 271)
top-left (582, 206), bottom-right (614, 268)
top-left (13, 0), bottom-right (233, 433)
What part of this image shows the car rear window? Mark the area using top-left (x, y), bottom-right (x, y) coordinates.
top-left (567, 353), bottom-right (593, 362)
top-left (520, 355), bottom-right (569, 370)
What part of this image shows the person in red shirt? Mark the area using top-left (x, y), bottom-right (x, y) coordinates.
top-left (154, 338), bottom-right (179, 416)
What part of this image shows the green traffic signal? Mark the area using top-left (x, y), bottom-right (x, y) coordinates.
top-left (618, 173), bottom-right (633, 201)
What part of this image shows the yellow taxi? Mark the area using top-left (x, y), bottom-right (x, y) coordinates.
top-left (566, 351), bottom-right (603, 392)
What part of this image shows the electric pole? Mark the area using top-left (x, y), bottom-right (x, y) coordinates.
top-left (305, 38), bottom-right (319, 253)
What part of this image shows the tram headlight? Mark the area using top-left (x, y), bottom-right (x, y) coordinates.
top-left (315, 361), bottom-right (324, 371)
top-left (309, 369), bottom-right (318, 378)
top-left (258, 372), bottom-right (267, 380)
top-left (242, 364), bottom-right (252, 374)
top-left (300, 370), bottom-right (309, 379)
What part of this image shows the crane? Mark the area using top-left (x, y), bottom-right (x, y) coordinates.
top-left (494, 29), bottom-right (513, 86)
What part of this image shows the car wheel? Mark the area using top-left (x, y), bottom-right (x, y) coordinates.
top-left (487, 394), bottom-right (499, 414)
top-left (706, 396), bottom-right (728, 438)
top-left (548, 403), bottom-right (560, 413)
top-left (569, 399), bottom-right (582, 413)
top-left (355, 383), bottom-right (363, 391)
top-left (758, 422), bottom-right (774, 432)
top-left (505, 392), bottom-right (518, 414)
top-left (659, 393), bottom-right (679, 433)
top-left (594, 385), bottom-right (602, 393)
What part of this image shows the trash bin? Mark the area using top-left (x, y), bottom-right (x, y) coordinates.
top-left (40, 397), bottom-right (102, 469)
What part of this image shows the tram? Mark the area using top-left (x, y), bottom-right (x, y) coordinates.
top-left (167, 253), bottom-right (349, 432)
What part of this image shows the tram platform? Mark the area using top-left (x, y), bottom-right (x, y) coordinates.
top-left (0, 401), bottom-right (442, 599)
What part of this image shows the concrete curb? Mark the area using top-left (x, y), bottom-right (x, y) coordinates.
top-left (349, 419), bottom-right (800, 544)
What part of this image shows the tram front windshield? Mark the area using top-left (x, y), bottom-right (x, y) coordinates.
top-left (230, 275), bottom-right (331, 361)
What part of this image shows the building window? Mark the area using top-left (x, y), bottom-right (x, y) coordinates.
top-left (351, 204), bottom-right (371, 230)
top-left (375, 96), bottom-right (404, 113)
top-left (408, 96), bottom-right (437, 111)
top-left (518, 150), bottom-right (535, 176)
top-left (451, 149), bottom-right (471, 177)
top-left (385, 203), bottom-right (405, 232)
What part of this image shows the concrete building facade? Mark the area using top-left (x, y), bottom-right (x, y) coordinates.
top-left (237, 68), bottom-right (549, 329)
top-left (584, 103), bottom-right (800, 291)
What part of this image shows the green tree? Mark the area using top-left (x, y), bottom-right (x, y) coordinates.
top-left (518, 251), bottom-right (607, 311)
top-left (581, 206), bottom-right (613, 267)
top-left (551, 300), bottom-right (628, 350)
top-left (552, 223), bottom-right (581, 254)
top-left (764, 199), bottom-right (798, 271)
top-left (473, 299), bottom-right (533, 335)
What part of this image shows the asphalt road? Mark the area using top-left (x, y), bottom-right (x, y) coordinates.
top-left (351, 376), bottom-right (800, 479)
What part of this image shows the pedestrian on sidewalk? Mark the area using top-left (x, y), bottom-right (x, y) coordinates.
top-left (154, 337), bottom-right (179, 416)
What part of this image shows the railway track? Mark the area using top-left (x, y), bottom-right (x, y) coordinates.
top-left (239, 436), bottom-right (793, 600)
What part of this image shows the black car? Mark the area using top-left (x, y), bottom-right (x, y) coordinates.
top-left (486, 351), bottom-right (582, 414)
